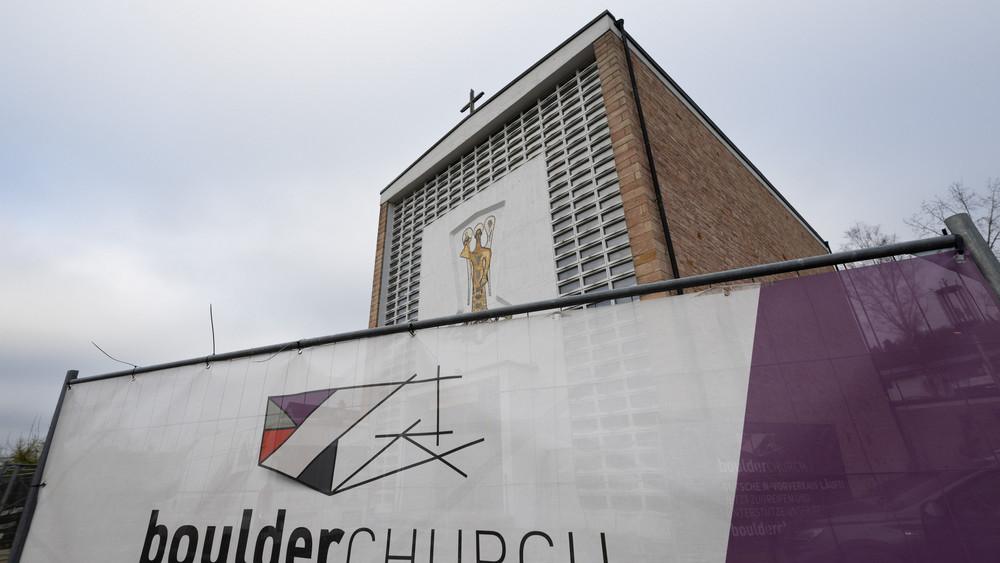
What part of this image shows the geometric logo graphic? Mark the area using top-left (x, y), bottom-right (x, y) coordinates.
top-left (259, 367), bottom-right (484, 495)
top-left (740, 432), bottom-right (781, 458)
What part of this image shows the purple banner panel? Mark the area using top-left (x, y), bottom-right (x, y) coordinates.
top-left (727, 252), bottom-right (1000, 563)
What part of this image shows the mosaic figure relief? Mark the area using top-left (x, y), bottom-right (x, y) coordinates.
top-left (459, 215), bottom-right (495, 312)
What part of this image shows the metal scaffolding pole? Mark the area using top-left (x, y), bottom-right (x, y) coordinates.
top-left (945, 213), bottom-right (1000, 301)
top-left (73, 234), bottom-right (962, 386)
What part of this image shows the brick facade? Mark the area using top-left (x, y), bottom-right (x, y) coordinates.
top-left (595, 32), bottom-right (674, 287)
top-left (368, 201), bottom-right (389, 328)
top-left (594, 31), bottom-right (829, 283)
top-left (370, 22), bottom-right (830, 326)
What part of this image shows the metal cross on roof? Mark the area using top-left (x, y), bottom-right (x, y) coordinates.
top-left (461, 89), bottom-right (484, 115)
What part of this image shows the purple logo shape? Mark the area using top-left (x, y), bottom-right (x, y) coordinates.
top-left (259, 369), bottom-right (483, 495)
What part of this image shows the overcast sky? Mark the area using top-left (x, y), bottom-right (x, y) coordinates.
top-left (2, 0), bottom-right (998, 441)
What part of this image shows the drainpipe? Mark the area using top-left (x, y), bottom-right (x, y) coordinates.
top-left (615, 19), bottom-right (683, 292)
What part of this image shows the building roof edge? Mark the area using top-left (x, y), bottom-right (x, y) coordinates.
top-left (376, 12), bottom-right (828, 251)
top-left (618, 24), bottom-right (828, 249)
top-left (379, 11), bottom-right (619, 204)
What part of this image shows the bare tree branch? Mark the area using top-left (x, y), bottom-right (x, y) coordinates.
top-left (905, 178), bottom-right (1000, 257)
top-left (838, 222), bottom-right (899, 268)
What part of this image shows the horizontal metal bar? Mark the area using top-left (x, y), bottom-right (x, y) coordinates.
top-left (73, 235), bottom-right (962, 385)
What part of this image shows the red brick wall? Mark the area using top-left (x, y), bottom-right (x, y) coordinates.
top-left (596, 34), bottom-right (673, 287)
top-left (595, 31), bottom-right (829, 283)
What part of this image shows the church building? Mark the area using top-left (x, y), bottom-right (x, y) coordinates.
top-left (369, 11), bottom-right (828, 328)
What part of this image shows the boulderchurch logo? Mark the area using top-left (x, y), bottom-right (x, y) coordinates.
top-left (258, 368), bottom-right (483, 495)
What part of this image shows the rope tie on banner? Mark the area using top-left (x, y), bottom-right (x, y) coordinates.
top-left (253, 341), bottom-right (296, 363)
top-left (209, 304), bottom-right (216, 356)
top-left (297, 341), bottom-right (303, 354)
top-left (408, 323), bottom-right (416, 336)
top-left (92, 341), bottom-right (139, 381)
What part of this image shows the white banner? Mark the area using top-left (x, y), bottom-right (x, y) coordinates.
top-left (21, 287), bottom-right (760, 562)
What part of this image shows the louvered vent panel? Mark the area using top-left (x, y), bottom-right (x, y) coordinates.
top-left (383, 61), bottom-right (636, 325)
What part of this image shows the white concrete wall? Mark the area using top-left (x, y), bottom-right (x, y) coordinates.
top-left (420, 156), bottom-right (557, 317)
